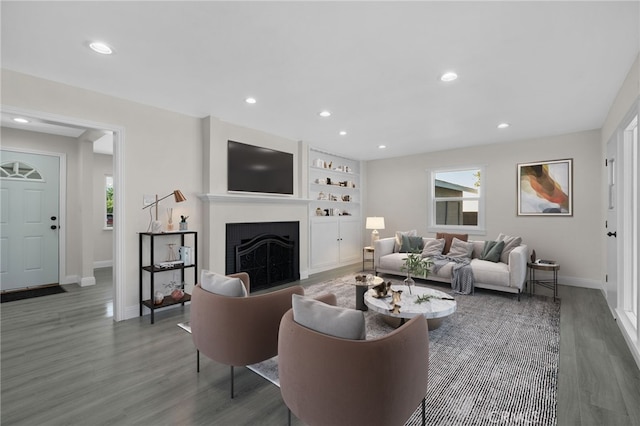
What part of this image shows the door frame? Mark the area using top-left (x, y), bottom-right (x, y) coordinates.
top-left (1, 147), bottom-right (67, 287)
top-left (605, 98), bottom-right (640, 368)
top-left (2, 105), bottom-right (127, 322)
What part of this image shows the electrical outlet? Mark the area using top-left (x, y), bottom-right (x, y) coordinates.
top-left (143, 194), bottom-right (155, 207)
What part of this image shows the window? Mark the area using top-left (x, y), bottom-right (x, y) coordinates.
top-left (0, 161), bottom-right (44, 181)
top-left (428, 166), bottom-right (484, 233)
top-left (105, 175), bottom-right (113, 228)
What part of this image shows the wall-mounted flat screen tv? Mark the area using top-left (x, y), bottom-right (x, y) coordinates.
top-left (228, 140), bottom-right (294, 195)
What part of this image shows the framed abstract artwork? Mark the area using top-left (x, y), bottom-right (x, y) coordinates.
top-left (517, 159), bottom-right (573, 216)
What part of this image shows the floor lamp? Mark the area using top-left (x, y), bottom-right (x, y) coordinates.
top-left (366, 216), bottom-right (385, 247)
top-left (143, 190), bottom-right (186, 232)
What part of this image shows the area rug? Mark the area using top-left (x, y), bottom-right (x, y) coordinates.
top-left (301, 274), bottom-right (560, 426)
top-left (0, 284), bottom-right (66, 303)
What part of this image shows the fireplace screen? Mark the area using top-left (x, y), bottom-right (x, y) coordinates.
top-left (226, 222), bottom-right (299, 291)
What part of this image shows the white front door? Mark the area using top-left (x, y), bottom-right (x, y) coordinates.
top-left (0, 150), bottom-right (60, 290)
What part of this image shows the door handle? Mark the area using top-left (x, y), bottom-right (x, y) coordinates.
top-left (607, 231), bottom-right (617, 237)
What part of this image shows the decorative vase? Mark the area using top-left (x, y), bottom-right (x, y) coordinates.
top-left (404, 274), bottom-right (415, 294)
top-left (179, 222), bottom-right (188, 230)
top-left (154, 291), bottom-right (164, 305)
top-left (171, 288), bottom-right (185, 301)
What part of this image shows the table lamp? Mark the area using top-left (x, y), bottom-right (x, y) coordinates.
top-left (143, 190), bottom-right (186, 232)
top-left (366, 216), bottom-right (385, 247)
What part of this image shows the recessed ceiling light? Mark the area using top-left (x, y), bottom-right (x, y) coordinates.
top-left (378, 145), bottom-right (387, 149)
top-left (440, 72), bottom-right (458, 82)
top-left (497, 122), bottom-right (510, 129)
top-left (13, 117), bottom-right (29, 123)
top-left (89, 41), bottom-right (113, 55)
top-left (319, 110), bottom-right (331, 118)
top-left (245, 97), bottom-right (257, 104)
top-left (339, 130), bottom-right (347, 136)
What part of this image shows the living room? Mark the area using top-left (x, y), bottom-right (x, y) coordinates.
top-left (1, 1), bottom-right (639, 425)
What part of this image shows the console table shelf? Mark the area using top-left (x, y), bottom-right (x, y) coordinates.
top-left (139, 231), bottom-right (197, 324)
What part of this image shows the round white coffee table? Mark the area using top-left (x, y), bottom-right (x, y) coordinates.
top-left (364, 284), bottom-right (457, 330)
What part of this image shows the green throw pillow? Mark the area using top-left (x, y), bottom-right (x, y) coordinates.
top-left (480, 240), bottom-right (505, 263)
top-left (400, 234), bottom-right (424, 253)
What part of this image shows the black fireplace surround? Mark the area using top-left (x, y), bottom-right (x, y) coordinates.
top-left (225, 221), bottom-right (300, 291)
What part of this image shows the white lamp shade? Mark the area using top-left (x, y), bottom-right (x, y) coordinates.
top-left (366, 217), bottom-right (385, 230)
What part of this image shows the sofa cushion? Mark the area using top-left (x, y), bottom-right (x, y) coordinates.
top-left (399, 234), bottom-right (424, 253)
top-left (421, 238), bottom-right (445, 257)
top-left (394, 230), bottom-right (417, 252)
top-left (201, 270), bottom-right (247, 297)
top-left (436, 232), bottom-right (468, 254)
top-left (470, 259), bottom-right (510, 287)
top-left (292, 294), bottom-right (366, 340)
top-left (447, 237), bottom-right (474, 258)
top-left (480, 240), bottom-right (505, 263)
top-left (497, 233), bottom-right (523, 264)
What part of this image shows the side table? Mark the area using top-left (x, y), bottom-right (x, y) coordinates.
top-left (528, 262), bottom-right (559, 301)
top-left (362, 246), bottom-right (375, 272)
top-left (354, 276), bottom-right (383, 311)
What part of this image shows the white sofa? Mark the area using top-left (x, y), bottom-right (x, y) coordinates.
top-left (374, 237), bottom-right (528, 299)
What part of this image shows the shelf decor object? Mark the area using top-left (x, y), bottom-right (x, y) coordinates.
top-left (143, 189), bottom-right (187, 232)
top-left (366, 216), bottom-right (385, 247)
top-left (517, 159), bottom-right (572, 216)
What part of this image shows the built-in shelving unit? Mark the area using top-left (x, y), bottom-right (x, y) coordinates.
top-left (308, 147), bottom-right (362, 273)
top-left (308, 148), bottom-right (360, 219)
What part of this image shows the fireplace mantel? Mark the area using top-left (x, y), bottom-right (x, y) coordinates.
top-left (199, 193), bottom-right (311, 204)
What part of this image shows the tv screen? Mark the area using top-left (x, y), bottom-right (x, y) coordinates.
top-left (227, 140), bottom-right (294, 195)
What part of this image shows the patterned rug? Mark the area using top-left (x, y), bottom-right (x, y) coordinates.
top-left (300, 274), bottom-right (560, 426)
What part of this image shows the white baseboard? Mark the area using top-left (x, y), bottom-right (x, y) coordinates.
top-left (94, 260), bottom-right (113, 268)
top-left (558, 274), bottom-right (603, 290)
top-left (61, 275), bottom-right (79, 285)
top-left (123, 302), bottom-right (191, 321)
top-left (80, 276), bottom-right (96, 287)
top-left (124, 305), bottom-right (140, 321)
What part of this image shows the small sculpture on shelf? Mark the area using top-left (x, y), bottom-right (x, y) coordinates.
top-left (180, 215), bottom-right (189, 231)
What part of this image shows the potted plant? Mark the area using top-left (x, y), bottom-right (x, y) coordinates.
top-left (401, 250), bottom-right (433, 294)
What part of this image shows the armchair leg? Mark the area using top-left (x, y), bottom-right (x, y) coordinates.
top-left (422, 397), bottom-right (426, 426)
top-left (196, 350), bottom-right (200, 373)
top-left (287, 407), bottom-right (291, 426)
top-left (230, 366), bottom-right (234, 399)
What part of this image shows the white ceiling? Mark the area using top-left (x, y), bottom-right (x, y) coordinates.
top-left (1, 1), bottom-right (638, 161)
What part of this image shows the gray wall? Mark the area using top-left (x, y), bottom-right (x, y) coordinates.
top-left (364, 129), bottom-right (602, 288)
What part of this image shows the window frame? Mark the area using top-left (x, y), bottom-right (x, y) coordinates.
top-left (427, 165), bottom-right (486, 235)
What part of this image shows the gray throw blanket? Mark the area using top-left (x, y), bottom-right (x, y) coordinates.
top-left (430, 255), bottom-right (475, 295)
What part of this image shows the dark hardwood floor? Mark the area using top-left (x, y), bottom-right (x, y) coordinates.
top-left (1, 266), bottom-right (639, 425)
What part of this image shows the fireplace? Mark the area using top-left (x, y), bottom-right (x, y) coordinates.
top-left (226, 222), bottom-right (300, 291)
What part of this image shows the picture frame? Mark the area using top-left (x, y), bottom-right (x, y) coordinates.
top-left (517, 158), bottom-right (573, 216)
